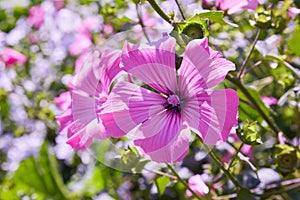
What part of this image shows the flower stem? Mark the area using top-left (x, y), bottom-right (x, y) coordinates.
top-left (174, 0), bottom-right (186, 20)
top-left (226, 74), bottom-right (281, 135)
top-left (147, 0), bottom-right (172, 24)
top-left (237, 29), bottom-right (261, 79)
top-left (227, 143), bottom-right (244, 170)
top-left (136, 3), bottom-right (151, 43)
top-left (202, 144), bottom-right (242, 190)
top-left (167, 163), bottom-right (205, 200)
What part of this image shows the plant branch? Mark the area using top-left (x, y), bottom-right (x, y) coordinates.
top-left (227, 143), bottom-right (244, 170)
top-left (136, 3), bottom-right (151, 43)
top-left (147, 0), bottom-right (172, 24)
top-left (237, 29), bottom-right (261, 79)
top-left (167, 163), bottom-right (205, 200)
top-left (174, 0), bottom-right (186, 20)
top-left (201, 142), bottom-right (242, 190)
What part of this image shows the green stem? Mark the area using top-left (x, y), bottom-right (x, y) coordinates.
top-left (227, 143), bottom-right (244, 170)
top-left (147, 0), bottom-right (172, 24)
top-left (237, 29), bottom-right (261, 79)
top-left (136, 4), bottom-right (151, 43)
top-left (167, 164), bottom-right (205, 200)
top-left (202, 144), bottom-right (242, 190)
top-left (226, 75), bottom-right (281, 135)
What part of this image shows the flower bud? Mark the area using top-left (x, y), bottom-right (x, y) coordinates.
top-left (272, 144), bottom-right (300, 174)
top-left (237, 122), bottom-right (262, 145)
top-left (254, 7), bottom-right (272, 29)
top-left (182, 22), bottom-right (205, 39)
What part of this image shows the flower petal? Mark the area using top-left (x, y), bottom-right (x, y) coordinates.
top-left (181, 38), bottom-right (235, 89)
top-left (134, 112), bottom-right (190, 163)
top-left (100, 81), bottom-right (166, 138)
top-left (58, 49), bottom-right (121, 149)
top-left (121, 36), bottom-right (177, 94)
top-left (183, 89), bottom-right (239, 145)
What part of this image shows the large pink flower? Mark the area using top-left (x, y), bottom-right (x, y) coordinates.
top-left (56, 49), bottom-right (121, 149)
top-left (100, 37), bottom-right (239, 163)
top-left (216, 0), bottom-right (258, 14)
top-left (1, 47), bottom-right (27, 66)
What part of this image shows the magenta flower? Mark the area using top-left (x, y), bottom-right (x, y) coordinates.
top-left (56, 49), bottom-right (121, 149)
top-left (100, 37), bottom-right (239, 163)
top-left (28, 5), bottom-right (45, 29)
top-left (1, 47), bottom-right (27, 66)
top-left (186, 174), bottom-right (209, 197)
top-left (261, 96), bottom-right (277, 107)
top-left (288, 7), bottom-right (300, 19)
top-left (216, 0), bottom-right (258, 14)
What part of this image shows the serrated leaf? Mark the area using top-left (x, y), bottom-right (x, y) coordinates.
top-left (155, 176), bottom-right (170, 196)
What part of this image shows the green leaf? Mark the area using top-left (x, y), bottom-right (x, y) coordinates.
top-left (288, 25), bottom-right (300, 56)
top-left (13, 143), bottom-right (69, 199)
top-left (155, 176), bottom-right (170, 196)
top-left (265, 55), bottom-right (300, 79)
top-left (189, 11), bottom-right (238, 27)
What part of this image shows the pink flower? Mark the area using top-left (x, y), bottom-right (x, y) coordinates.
top-left (216, 0), bottom-right (258, 14)
top-left (100, 37), bottom-right (239, 163)
top-left (68, 33), bottom-right (92, 56)
top-left (1, 47), bottom-right (27, 66)
top-left (54, 91), bottom-right (71, 111)
top-left (261, 96), bottom-right (277, 107)
top-left (56, 49), bottom-right (121, 149)
top-left (186, 174), bottom-right (209, 197)
top-left (28, 5), bottom-right (45, 29)
top-left (288, 7), bottom-right (300, 19)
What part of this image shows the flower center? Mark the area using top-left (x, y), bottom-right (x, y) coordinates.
top-left (167, 94), bottom-right (180, 106)
top-left (166, 94), bottom-right (181, 112)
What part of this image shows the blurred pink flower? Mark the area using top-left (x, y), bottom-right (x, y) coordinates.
top-left (56, 49), bottom-right (121, 149)
top-left (28, 5), bottom-right (45, 29)
top-left (186, 174), bottom-right (209, 197)
top-left (288, 7), bottom-right (300, 19)
top-left (54, 0), bottom-right (65, 11)
top-left (216, 0), bottom-right (258, 14)
top-left (261, 96), bottom-right (277, 107)
top-left (79, 16), bottom-right (100, 35)
top-left (68, 33), bottom-right (92, 56)
top-left (54, 91), bottom-right (71, 111)
top-left (100, 37), bottom-right (239, 163)
top-left (1, 47), bottom-right (27, 66)
top-left (75, 51), bottom-right (90, 73)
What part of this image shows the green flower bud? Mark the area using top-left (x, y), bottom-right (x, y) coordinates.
top-left (272, 144), bottom-right (300, 174)
top-left (182, 22), bottom-right (205, 39)
top-left (254, 7), bottom-right (272, 29)
top-left (237, 122), bottom-right (262, 145)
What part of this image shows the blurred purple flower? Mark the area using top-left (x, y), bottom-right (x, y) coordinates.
top-left (186, 174), bottom-right (209, 197)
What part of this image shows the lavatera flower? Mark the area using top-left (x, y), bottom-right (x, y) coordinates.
top-left (99, 37), bottom-right (239, 163)
top-left (56, 49), bottom-right (122, 149)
